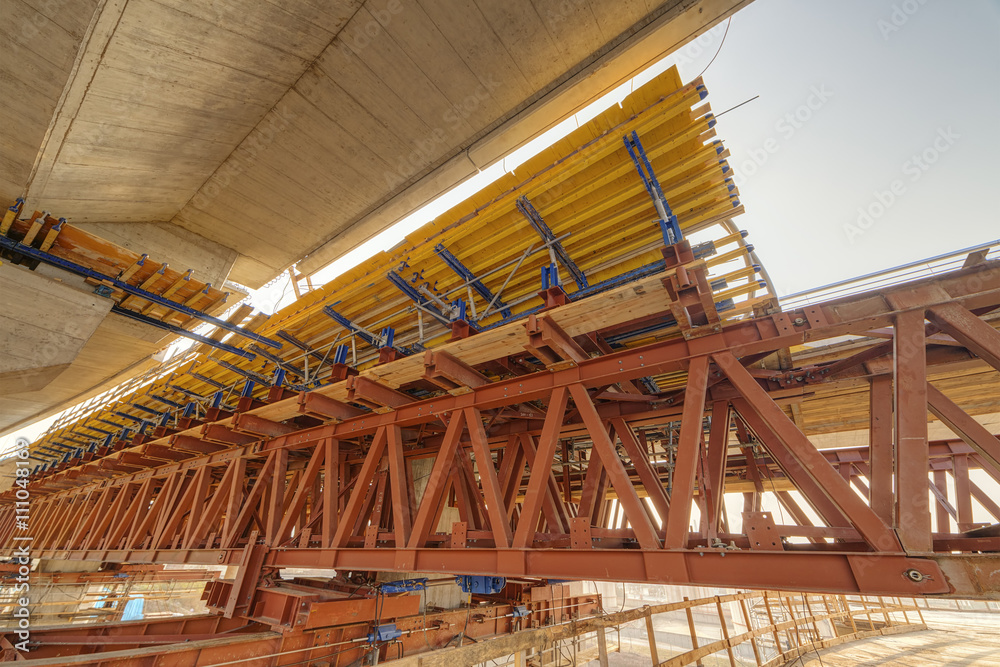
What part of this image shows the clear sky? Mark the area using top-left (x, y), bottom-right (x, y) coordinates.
top-left (680, 0), bottom-right (999, 295)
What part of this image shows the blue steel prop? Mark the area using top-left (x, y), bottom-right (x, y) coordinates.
top-left (434, 243), bottom-right (512, 318)
top-left (383, 273), bottom-right (452, 328)
top-left (113, 411), bottom-right (146, 425)
top-left (0, 235), bottom-right (282, 349)
top-left (249, 344), bottom-right (306, 377)
top-left (110, 306), bottom-right (256, 360)
top-left (149, 395), bottom-right (184, 409)
top-left (216, 360), bottom-right (272, 386)
top-left (379, 578), bottom-right (428, 594)
top-left (323, 305), bottom-right (380, 348)
top-left (132, 404), bottom-right (162, 418)
top-left (515, 196), bottom-right (588, 290)
top-left (167, 384), bottom-right (208, 400)
top-left (189, 373), bottom-right (228, 390)
top-left (623, 131), bottom-right (683, 246)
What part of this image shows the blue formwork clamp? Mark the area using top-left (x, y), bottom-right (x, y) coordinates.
top-left (380, 578), bottom-right (427, 594)
top-left (512, 605), bottom-right (529, 618)
top-left (455, 575), bottom-right (506, 595)
top-left (367, 623), bottom-right (402, 643)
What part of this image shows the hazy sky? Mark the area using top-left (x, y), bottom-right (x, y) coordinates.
top-left (671, 0), bottom-right (999, 296)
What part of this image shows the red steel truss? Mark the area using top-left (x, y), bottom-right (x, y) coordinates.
top-left (2, 249), bottom-right (999, 606)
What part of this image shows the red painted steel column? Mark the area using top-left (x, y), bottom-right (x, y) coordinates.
top-left (705, 400), bottom-right (730, 539)
top-left (893, 309), bottom-right (931, 552)
top-left (869, 375), bottom-right (894, 524)
top-left (664, 356), bottom-right (709, 548)
top-left (952, 455), bottom-right (975, 531)
top-left (513, 387), bottom-right (569, 548)
top-left (932, 470), bottom-right (952, 533)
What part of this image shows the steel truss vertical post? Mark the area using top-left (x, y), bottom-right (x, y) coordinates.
top-left (893, 309), bottom-right (931, 551)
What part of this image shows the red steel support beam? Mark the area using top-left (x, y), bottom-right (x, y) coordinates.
top-left (869, 375), bottom-right (894, 524)
top-left (893, 309), bottom-right (931, 552)
top-left (664, 355), bottom-right (709, 548)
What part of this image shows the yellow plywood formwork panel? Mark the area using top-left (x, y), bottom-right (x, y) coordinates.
top-left (28, 67), bottom-right (763, 462)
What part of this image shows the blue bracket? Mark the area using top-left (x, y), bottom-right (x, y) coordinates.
top-left (0, 235), bottom-right (281, 349)
top-left (367, 623), bottom-right (402, 644)
top-left (434, 243), bottom-right (511, 318)
top-left (272, 368), bottom-right (286, 387)
top-left (515, 196), bottom-right (588, 290)
top-left (182, 402), bottom-right (197, 418)
top-left (623, 131), bottom-right (683, 246)
top-left (540, 263), bottom-right (560, 290)
top-left (241, 379), bottom-right (256, 398)
top-left (455, 575), bottom-right (506, 595)
top-left (512, 605), bottom-right (529, 618)
top-left (451, 299), bottom-right (467, 323)
top-left (333, 344), bottom-right (349, 365)
top-left (380, 327), bottom-right (395, 348)
top-left (211, 391), bottom-right (224, 409)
